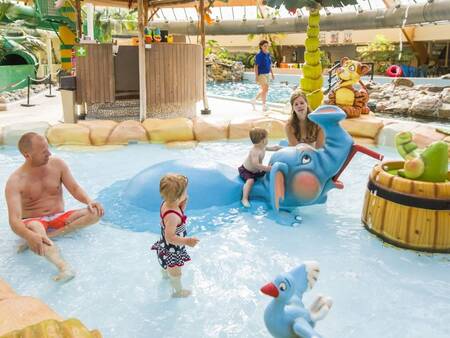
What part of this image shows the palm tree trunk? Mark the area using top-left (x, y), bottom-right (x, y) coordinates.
top-left (300, 8), bottom-right (323, 110)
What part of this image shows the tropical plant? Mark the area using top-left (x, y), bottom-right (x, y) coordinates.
top-left (89, 7), bottom-right (138, 42)
top-left (229, 52), bottom-right (255, 69)
top-left (0, 37), bottom-right (7, 63)
top-left (0, 1), bottom-right (13, 22)
top-left (266, 0), bottom-right (358, 109)
top-left (205, 39), bottom-right (232, 60)
top-left (357, 34), bottom-right (414, 73)
top-left (93, 9), bottom-right (111, 42)
top-left (205, 39), bottom-right (219, 56)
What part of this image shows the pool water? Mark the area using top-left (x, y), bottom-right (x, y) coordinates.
top-left (207, 80), bottom-right (296, 104)
top-left (0, 143), bottom-right (449, 338)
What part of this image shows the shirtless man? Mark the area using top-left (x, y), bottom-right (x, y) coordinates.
top-left (5, 132), bottom-right (104, 282)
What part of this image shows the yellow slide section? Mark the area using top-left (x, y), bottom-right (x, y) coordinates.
top-left (0, 319), bottom-right (102, 338)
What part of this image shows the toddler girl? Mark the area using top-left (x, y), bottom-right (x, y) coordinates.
top-left (151, 174), bottom-right (199, 298)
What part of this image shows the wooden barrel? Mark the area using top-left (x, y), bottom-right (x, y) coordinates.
top-left (362, 161), bottom-right (450, 253)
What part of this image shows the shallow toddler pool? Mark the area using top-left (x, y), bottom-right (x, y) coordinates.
top-left (0, 142), bottom-right (449, 338)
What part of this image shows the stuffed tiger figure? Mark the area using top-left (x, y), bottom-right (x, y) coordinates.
top-left (328, 57), bottom-right (371, 118)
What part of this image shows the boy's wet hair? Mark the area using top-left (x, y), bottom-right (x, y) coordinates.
top-left (249, 127), bottom-right (268, 144)
top-left (160, 174), bottom-right (188, 202)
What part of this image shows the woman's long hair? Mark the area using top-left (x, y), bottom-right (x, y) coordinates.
top-left (288, 91), bottom-right (318, 144)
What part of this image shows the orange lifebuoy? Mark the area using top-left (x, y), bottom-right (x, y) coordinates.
top-left (386, 65), bottom-right (403, 77)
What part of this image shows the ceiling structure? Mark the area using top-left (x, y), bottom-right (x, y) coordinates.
top-left (148, 0), bottom-right (435, 23)
top-left (85, 0), bottom-right (442, 21)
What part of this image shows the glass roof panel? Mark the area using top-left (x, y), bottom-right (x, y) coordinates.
top-left (220, 7), bottom-right (235, 20)
top-left (184, 8), bottom-right (198, 21)
top-left (148, 0), bottom-right (439, 22)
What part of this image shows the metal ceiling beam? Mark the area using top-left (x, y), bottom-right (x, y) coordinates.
top-left (152, 0), bottom-right (450, 35)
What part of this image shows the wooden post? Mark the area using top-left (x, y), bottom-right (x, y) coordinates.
top-left (144, 0), bottom-right (149, 24)
top-left (445, 42), bottom-right (449, 68)
top-left (75, 0), bottom-right (82, 40)
top-left (138, 0), bottom-right (147, 121)
top-left (199, 0), bottom-right (210, 114)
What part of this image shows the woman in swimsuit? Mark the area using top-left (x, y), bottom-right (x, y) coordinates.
top-left (285, 90), bottom-right (324, 148)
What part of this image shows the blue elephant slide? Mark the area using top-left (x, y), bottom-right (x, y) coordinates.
top-left (124, 105), bottom-right (384, 215)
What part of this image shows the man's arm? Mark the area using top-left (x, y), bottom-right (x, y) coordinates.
top-left (58, 159), bottom-right (104, 216)
top-left (5, 179), bottom-right (51, 255)
top-left (59, 159), bottom-right (91, 204)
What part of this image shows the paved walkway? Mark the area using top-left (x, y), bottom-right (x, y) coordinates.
top-left (0, 91), bottom-right (63, 127)
top-left (0, 91), bottom-right (287, 128)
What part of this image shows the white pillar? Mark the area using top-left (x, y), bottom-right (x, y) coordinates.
top-left (87, 3), bottom-right (94, 40)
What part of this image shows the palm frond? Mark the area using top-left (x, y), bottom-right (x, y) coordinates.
top-left (0, 1), bottom-right (13, 21)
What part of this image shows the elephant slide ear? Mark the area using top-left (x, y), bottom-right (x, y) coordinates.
top-left (269, 162), bottom-right (289, 211)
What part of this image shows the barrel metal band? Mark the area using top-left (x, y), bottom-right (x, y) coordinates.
top-left (367, 179), bottom-right (450, 211)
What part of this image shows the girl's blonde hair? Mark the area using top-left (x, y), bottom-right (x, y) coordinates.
top-left (160, 174), bottom-right (188, 203)
top-left (288, 90), bottom-right (318, 143)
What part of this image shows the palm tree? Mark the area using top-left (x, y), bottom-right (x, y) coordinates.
top-left (266, 0), bottom-right (357, 109)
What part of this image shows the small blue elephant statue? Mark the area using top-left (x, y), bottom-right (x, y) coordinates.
top-left (260, 262), bottom-right (333, 338)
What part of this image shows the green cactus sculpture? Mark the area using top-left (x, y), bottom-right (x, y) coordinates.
top-left (265, 0), bottom-right (358, 109)
top-left (395, 131), bottom-right (448, 183)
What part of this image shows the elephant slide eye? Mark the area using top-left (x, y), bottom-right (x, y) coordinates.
top-left (301, 154), bottom-right (311, 165)
top-left (279, 282), bottom-right (287, 291)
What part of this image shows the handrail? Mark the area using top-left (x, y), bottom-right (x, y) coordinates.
top-left (326, 61), bottom-right (375, 93)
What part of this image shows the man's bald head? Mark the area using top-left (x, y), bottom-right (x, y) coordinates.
top-left (18, 132), bottom-right (41, 155)
top-left (18, 133), bottom-right (50, 166)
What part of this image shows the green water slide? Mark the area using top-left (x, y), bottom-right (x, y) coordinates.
top-left (0, 36), bottom-right (38, 66)
top-left (0, 0), bottom-right (78, 90)
top-left (0, 1), bottom-right (75, 31)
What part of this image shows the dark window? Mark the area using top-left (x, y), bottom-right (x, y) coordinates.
top-left (0, 54), bottom-right (28, 65)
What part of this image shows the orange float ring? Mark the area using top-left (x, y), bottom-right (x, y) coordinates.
top-left (386, 65), bottom-right (403, 77)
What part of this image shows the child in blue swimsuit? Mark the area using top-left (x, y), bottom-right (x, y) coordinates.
top-left (151, 174), bottom-right (199, 298)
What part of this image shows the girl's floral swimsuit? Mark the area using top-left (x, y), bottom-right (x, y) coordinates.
top-left (151, 204), bottom-right (191, 269)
